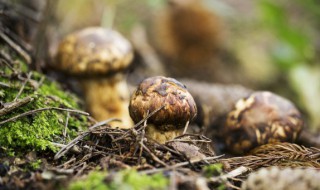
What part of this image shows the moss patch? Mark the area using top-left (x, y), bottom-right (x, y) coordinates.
top-left (68, 169), bottom-right (168, 190)
top-left (0, 61), bottom-right (88, 154)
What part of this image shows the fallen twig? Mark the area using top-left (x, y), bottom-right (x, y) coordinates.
top-left (0, 107), bottom-right (89, 125)
top-left (63, 112), bottom-right (70, 143)
top-left (210, 166), bottom-right (249, 182)
top-left (0, 81), bottom-right (11, 88)
top-left (0, 30), bottom-right (31, 64)
top-left (140, 155), bottom-right (224, 174)
top-left (54, 118), bottom-right (120, 160)
top-left (113, 105), bottom-right (165, 142)
top-left (13, 72), bottom-right (32, 101)
top-left (141, 143), bottom-right (168, 167)
top-left (0, 96), bottom-right (34, 116)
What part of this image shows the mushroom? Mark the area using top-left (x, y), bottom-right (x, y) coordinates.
top-left (241, 166), bottom-right (320, 190)
top-left (55, 27), bottom-right (133, 128)
top-left (129, 76), bottom-right (197, 143)
top-left (223, 91), bottom-right (304, 154)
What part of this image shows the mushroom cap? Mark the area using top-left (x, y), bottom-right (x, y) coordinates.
top-left (241, 167), bottom-right (320, 190)
top-left (224, 91), bottom-right (303, 154)
top-left (129, 76), bottom-right (197, 131)
top-left (55, 27), bottom-right (133, 76)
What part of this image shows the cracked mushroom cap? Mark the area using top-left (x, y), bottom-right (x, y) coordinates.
top-left (224, 91), bottom-right (303, 154)
top-left (129, 76), bottom-right (197, 131)
top-left (55, 27), bottom-right (133, 76)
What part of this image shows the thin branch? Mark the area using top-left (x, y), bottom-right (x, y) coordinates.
top-left (140, 155), bottom-right (224, 174)
top-left (0, 52), bottom-right (15, 71)
top-left (0, 107), bottom-right (89, 126)
top-left (0, 81), bottom-right (10, 88)
top-left (2, 27), bottom-right (33, 51)
top-left (63, 112), bottom-right (70, 143)
top-left (0, 50), bottom-right (13, 63)
top-left (34, 76), bottom-right (45, 91)
top-left (137, 115), bottom-right (148, 164)
top-left (54, 118), bottom-right (120, 160)
top-left (75, 162), bottom-right (88, 177)
top-left (56, 157), bottom-right (77, 168)
top-left (13, 72), bottom-right (32, 101)
top-left (135, 105), bottom-right (165, 130)
top-left (0, 96), bottom-right (34, 116)
top-left (113, 105), bottom-right (165, 142)
top-left (6, 1), bottom-right (42, 23)
top-left (210, 166), bottom-right (250, 182)
top-left (0, 30), bottom-right (31, 64)
top-left (182, 120), bottom-right (190, 134)
top-left (140, 143), bottom-right (168, 167)
top-left (50, 142), bottom-right (81, 154)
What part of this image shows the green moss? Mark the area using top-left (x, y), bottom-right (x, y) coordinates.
top-left (203, 163), bottom-right (226, 190)
top-left (68, 171), bottom-right (109, 190)
top-left (203, 163), bottom-right (223, 177)
top-left (28, 159), bottom-right (42, 170)
top-left (68, 170), bottom-right (168, 190)
top-left (0, 62), bottom-right (88, 154)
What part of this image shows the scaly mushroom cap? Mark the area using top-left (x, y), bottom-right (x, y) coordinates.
top-left (129, 76), bottom-right (197, 131)
top-left (55, 27), bottom-right (133, 76)
top-left (241, 167), bottom-right (320, 190)
top-left (224, 91), bottom-right (303, 154)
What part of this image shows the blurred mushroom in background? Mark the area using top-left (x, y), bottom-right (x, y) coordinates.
top-left (152, 0), bottom-right (257, 86)
top-left (54, 27), bottom-right (134, 128)
top-left (154, 0), bottom-right (223, 64)
top-left (153, 0), bottom-right (233, 83)
top-left (241, 166), bottom-right (320, 190)
top-left (223, 91), bottom-right (303, 154)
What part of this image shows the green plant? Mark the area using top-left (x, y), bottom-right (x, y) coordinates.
top-left (259, 0), bottom-right (313, 70)
top-left (68, 171), bottom-right (109, 190)
top-left (0, 62), bottom-right (88, 154)
top-left (68, 170), bottom-right (168, 190)
top-left (203, 163), bottom-right (223, 177)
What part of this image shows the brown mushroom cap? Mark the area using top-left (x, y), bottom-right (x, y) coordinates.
top-left (55, 27), bottom-right (133, 76)
top-left (224, 91), bottom-right (303, 154)
top-left (129, 76), bottom-right (197, 131)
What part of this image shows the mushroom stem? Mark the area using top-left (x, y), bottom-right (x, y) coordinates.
top-left (80, 74), bottom-right (133, 128)
top-left (145, 124), bottom-right (183, 144)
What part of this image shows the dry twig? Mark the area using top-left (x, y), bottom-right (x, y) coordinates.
top-left (0, 30), bottom-right (31, 64)
top-left (0, 107), bottom-right (89, 125)
top-left (54, 118), bottom-right (120, 160)
top-left (13, 72), bottom-right (32, 101)
top-left (0, 96), bottom-right (34, 116)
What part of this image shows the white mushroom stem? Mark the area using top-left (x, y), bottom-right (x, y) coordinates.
top-left (80, 74), bottom-right (133, 128)
top-left (146, 124), bottom-right (183, 144)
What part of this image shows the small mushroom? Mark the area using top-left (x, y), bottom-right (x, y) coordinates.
top-left (223, 91), bottom-right (304, 154)
top-left (129, 76), bottom-right (197, 143)
top-left (55, 27), bottom-right (133, 128)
